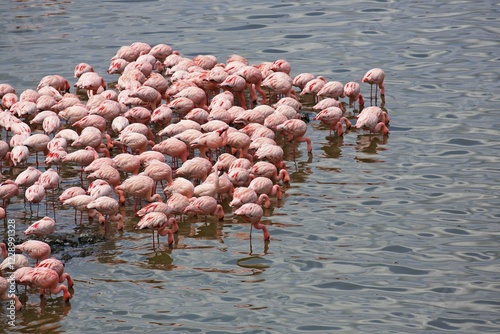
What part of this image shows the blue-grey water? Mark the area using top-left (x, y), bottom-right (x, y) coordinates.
top-left (1, 0), bottom-right (499, 333)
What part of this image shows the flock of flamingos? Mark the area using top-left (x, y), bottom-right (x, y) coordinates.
top-left (0, 41), bottom-right (388, 310)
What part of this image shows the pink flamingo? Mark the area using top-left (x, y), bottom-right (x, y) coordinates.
top-left (74, 72), bottom-right (106, 97)
top-left (36, 258), bottom-right (74, 288)
top-left (134, 212), bottom-right (175, 248)
top-left (74, 62), bottom-right (94, 78)
top-left (151, 104), bottom-right (173, 125)
top-left (62, 146), bottom-right (99, 181)
top-left (361, 68), bottom-right (385, 104)
top-left (113, 153), bottom-right (141, 175)
top-left (0, 180), bottom-right (19, 216)
top-left (344, 81), bottom-right (364, 110)
top-left (17, 267), bottom-right (72, 301)
top-left (219, 74), bottom-right (247, 109)
top-left (0, 276), bottom-right (23, 310)
top-left (35, 168), bottom-right (60, 212)
top-left (229, 186), bottom-right (270, 208)
top-left (7, 145), bottom-right (30, 166)
top-left (25, 183), bottom-right (46, 214)
top-left (140, 160), bottom-right (173, 188)
top-left (300, 76), bottom-right (327, 101)
top-left (87, 180), bottom-right (114, 199)
top-left (136, 202), bottom-right (172, 217)
top-left (312, 97), bottom-right (344, 112)
top-left (152, 137), bottom-right (190, 166)
top-left (249, 176), bottom-right (282, 200)
top-left (317, 81), bottom-right (345, 100)
top-left (276, 119), bottom-right (313, 153)
top-left (175, 157), bottom-right (213, 182)
top-left (63, 194), bottom-right (98, 224)
top-left (354, 106), bottom-right (390, 135)
top-left (22, 133), bottom-right (50, 167)
top-left (15, 240), bottom-right (51, 264)
top-left (163, 177), bottom-right (195, 199)
top-left (261, 71), bottom-right (295, 102)
top-left (0, 253), bottom-right (28, 271)
top-left (236, 65), bottom-right (267, 104)
top-left (184, 196), bottom-right (225, 220)
top-left (313, 107), bottom-right (352, 136)
top-left (115, 175), bottom-right (162, 208)
top-left (58, 186), bottom-right (86, 204)
top-left (87, 164), bottom-right (122, 188)
top-left (190, 127), bottom-right (229, 162)
top-left (292, 72), bottom-right (315, 90)
top-left (251, 161), bottom-right (290, 183)
top-left (234, 202), bottom-right (270, 241)
top-left (23, 216), bottom-right (55, 237)
top-left (14, 166), bottom-right (42, 188)
top-left (87, 196), bottom-right (123, 230)
top-left (114, 132), bottom-right (154, 155)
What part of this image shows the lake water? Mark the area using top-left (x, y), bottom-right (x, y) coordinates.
top-left (1, 0), bottom-right (499, 333)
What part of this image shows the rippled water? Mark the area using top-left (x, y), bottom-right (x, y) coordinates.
top-left (1, 0), bottom-right (499, 333)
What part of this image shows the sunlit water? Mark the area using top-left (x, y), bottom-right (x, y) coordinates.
top-left (0, 0), bottom-right (499, 333)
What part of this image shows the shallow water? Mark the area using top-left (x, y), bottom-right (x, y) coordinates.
top-left (1, 0), bottom-right (500, 333)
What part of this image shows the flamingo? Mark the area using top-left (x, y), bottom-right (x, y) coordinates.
top-left (86, 196), bottom-right (123, 230)
top-left (163, 177), bottom-right (195, 199)
top-left (14, 166), bottom-right (42, 188)
top-left (190, 127), bottom-right (229, 162)
top-left (175, 157), bottom-right (213, 182)
top-left (0, 276), bottom-right (23, 310)
top-left (23, 216), bottom-right (56, 237)
top-left (344, 81), bottom-right (364, 110)
top-left (136, 202), bottom-right (172, 217)
top-left (74, 71), bottom-right (106, 97)
top-left (16, 267), bottom-right (72, 301)
top-left (63, 194), bottom-right (98, 224)
top-left (0, 180), bottom-right (19, 216)
top-left (276, 119), bottom-right (313, 153)
top-left (317, 81), bottom-right (345, 100)
top-left (25, 183), bottom-right (46, 214)
top-left (36, 258), bottom-right (74, 288)
top-left (35, 168), bottom-right (60, 212)
top-left (184, 196), bottom-right (225, 220)
top-left (113, 153), bottom-right (142, 175)
top-left (219, 74), bottom-right (248, 109)
top-left (15, 240), bottom-right (51, 264)
top-left (115, 175), bottom-right (162, 208)
top-left (229, 186), bottom-right (270, 208)
top-left (234, 202), bottom-right (270, 241)
top-left (313, 107), bottom-right (352, 136)
top-left (0, 253), bottom-right (28, 271)
top-left (134, 212), bottom-right (175, 248)
top-left (22, 133), bottom-right (50, 167)
top-left (62, 146), bottom-right (99, 182)
top-left (249, 176), bottom-right (283, 200)
top-left (251, 161), bottom-right (290, 183)
top-left (354, 106), bottom-right (390, 135)
top-left (361, 68), bottom-right (385, 104)
top-left (292, 72), bottom-right (315, 90)
top-left (87, 181), bottom-right (113, 200)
